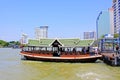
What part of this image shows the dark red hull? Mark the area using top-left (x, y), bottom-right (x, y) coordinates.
top-left (20, 51), bottom-right (102, 63)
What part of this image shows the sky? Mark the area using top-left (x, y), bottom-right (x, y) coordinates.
top-left (0, 0), bottom-right (112, 41)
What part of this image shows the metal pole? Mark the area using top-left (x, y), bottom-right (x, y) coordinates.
top-left (119, 30), bottom-right (120, 47)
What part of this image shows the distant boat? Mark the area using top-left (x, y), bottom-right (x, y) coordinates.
top-left (12, 45), bottom-right (20, 49)
top-left (20, 38), bottom-right (102, 62)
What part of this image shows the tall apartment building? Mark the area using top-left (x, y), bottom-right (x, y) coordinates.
top-left (113, 0), bottom-right (120, 33)
top-left (84, 31), bottom-right (96, 39)
top-left (96, 8), bottom-right (114, 39)
top-left (35, 26), bottom-right (48, 39)
top-left (20, 33), bottom-right (28, 44)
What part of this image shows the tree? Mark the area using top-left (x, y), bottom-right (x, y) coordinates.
top-left (114, 33), bottom-right (119, 38)
top-left (0, 40), bottom-right (9, 47)
top-left (100, 35), bottom-right (105, 39)
top-left (15, 41), bottom-right (20, 45)
top-left (9, 41), bottom-right (20, 45)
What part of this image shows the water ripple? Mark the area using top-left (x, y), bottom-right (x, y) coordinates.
top-left (76, 72), bottom-right (102, 80)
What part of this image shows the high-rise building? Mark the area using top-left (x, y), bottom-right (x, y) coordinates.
top-left (109, 8), bottom-right (114, 34)
top-left (20, 33), bottom-right (28, 44)
top-left (35, 26), bottom-right (48, 39)
top-left (113, 0), bottom-right (120, 33)
top-left (96, 8), bottom-right (114, 39)
top-left (84, 31), bottom-right (96, 39)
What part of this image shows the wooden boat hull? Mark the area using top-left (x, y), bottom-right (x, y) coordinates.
top-left (20, 52), bottom-right (102, 63)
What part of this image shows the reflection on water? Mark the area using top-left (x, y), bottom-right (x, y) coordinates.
top-left (0, 48), bottom-right (120, 80)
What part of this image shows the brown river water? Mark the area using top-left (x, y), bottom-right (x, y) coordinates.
top-left (0, 48), bottom-right (120, 80)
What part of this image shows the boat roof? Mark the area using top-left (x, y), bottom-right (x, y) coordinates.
top-left (27, 38), bottom-right (95, 47)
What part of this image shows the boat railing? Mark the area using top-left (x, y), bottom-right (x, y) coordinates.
top-left (60, 51), bottom-right (86, 55)
top-left (21, 48), bottom-right (101, 57)
top-left (60, 52), bottom-right (90, 57)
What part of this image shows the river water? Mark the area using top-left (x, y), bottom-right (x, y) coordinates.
top-left (0, 48), bottom-right (120, 80)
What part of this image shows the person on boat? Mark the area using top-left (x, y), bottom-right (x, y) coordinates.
top-left (53, 51), bottom-right (60, 57)
top-left (60, 47), bottom-right (64, 52)
top-left (82, 47), bottom-right (86, 54)
top-left (73, 48), bottom-right (76, 53)
top-left (89, 48), bottom-right (95, 56)
top-left (94, 48), bottom-right (99, 55)
top-left (86, 46), bottom-right (90, 53)
top-left (67, 48), bottom-right (70, 52)
top-left (115, 44), bottom-right (119, 55)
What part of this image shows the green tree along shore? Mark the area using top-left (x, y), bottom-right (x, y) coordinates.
top-left (0, 40), bottom-right (20, 48)
top-left (0, 40), bottom-right (9, 47)
top-left (101, 33), bottom-right (119, 39)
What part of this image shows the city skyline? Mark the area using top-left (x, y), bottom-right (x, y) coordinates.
top-left (0, 0), bottom-right (112, 41)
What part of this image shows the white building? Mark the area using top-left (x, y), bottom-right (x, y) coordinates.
top-left (35, 26), bottom-right (48, 39)
top-left (113, 0), bottom-right (120, 33)
top-left (84, 31), bottom-right (96, 40)
top-left (20, 33), bottom-right (28, 44)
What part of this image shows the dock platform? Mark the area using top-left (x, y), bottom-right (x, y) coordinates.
top-left (101, 53), bottom-right (120, 66)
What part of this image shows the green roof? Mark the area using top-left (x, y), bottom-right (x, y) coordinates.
top-left (39, 39), bottom-right (54, 46)
top-left (28, 39), bottom-right (40, 46)
top-left (77, 40), bottom-right (94, 47)
top-left (28, 38), bottom-right (94, 47)
top-left (28, 39), bottom-right (54, 46)
top-left (59, 39), bottom-right (80, 47)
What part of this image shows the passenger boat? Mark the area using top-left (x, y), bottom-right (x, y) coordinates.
top-left (20, 38), bottom-right (102, 62)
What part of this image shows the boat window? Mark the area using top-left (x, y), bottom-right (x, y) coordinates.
top-left (41, 47), bottom-right (46, 51)
top-left (76, 48), bottom-right (82, 51)
top-left (47, 47), bottom-right (53, 51)
top-left (53, 47), bottom-right (59, 52)
top-left (35, 47), bottom-right (39, 50)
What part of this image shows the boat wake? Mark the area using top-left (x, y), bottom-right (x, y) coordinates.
top-left (76, 72), bottom-right (101, 80)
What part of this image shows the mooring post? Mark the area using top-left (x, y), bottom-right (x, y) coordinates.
top-left (114, 56), bottom-right (117, 66)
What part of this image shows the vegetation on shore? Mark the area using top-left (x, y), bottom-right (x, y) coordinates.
top-left (0, 40), bottom-right (20, 48)
top-left (101, 33), bottom-right (120, 38)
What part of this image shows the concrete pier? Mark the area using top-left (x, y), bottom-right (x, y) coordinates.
top-left (101, 53), bottom-right (120, 66)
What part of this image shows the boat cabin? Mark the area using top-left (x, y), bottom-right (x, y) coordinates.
top-left (21, 38), bottom-right (97, 56)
